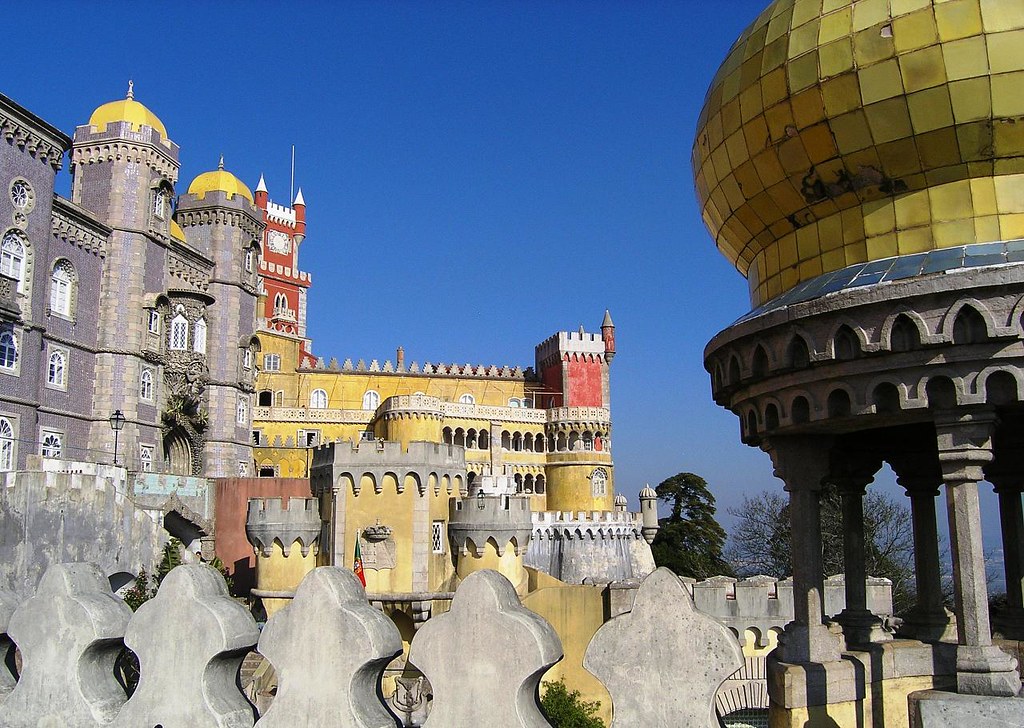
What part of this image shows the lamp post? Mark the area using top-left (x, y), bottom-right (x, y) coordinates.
top-left (108, 410), bottom-right (125, 466)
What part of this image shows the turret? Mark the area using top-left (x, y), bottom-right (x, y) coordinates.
top-left (601, 309), bottom-right (616, 363)
top-left (246, 497), bottom-right (321, 618)
top-left (293, 187), bottom-right (306, 241)
top-left (449, 474), bottom-right (533, 595)
top-left (639, 484), bottom-right (659, 545)
top-left (254, 173), bottom-right (269, 210)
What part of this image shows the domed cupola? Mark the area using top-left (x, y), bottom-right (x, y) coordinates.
top-left (693, 0), bottom-right (1024, 310)
top-left (187, 156), bottom-right (254, 204)
top-left (88, 81), bottom-right (168, 140)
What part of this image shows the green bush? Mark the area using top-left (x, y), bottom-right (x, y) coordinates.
top-left (540, 678), bottom-right (606, 728)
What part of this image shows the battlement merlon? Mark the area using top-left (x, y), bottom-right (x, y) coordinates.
top-left (535, 330), bottom-right (607, 367)
top-left (310, 439), bottom-right (467, 473)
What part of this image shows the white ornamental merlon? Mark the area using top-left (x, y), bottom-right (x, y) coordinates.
top-left (266, 199), bottom-right (296, 226)
top-left (584, 568), bottom-right (743, 727)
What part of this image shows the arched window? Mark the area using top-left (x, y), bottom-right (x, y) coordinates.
top-left (0, 417), bottom-right (14, 470)
top-left (591, 468), bottom-right (607, 497)
top-left (170, 313), bottom-right (188, 350)
top-left (140, 369), bottom-right (154, 401)
top-left (1, 231), bottom-right (26, 292)
top-left (193, 319), bottom-right (207, 355)
top-left (953, 306), bottom-right (988, 345)
top-left (49, 260), bottom-right (75, 317)
top-left (310, 388), bottom-right (328, 408)
top-left (41, 431), bottom-right (62, 459)
top-left (362, 390), bottom-right (380, 410)
top-left (139, 445), bottom-right (153, 473)
top-left (508, 397), bottom-right (521, 408)
top-left (0, 328), bottom-right (17, 370)
top-left (47, 350), bottom-right (65, 388)
top-left (890, 315), bottom-right (920, 352)
top-left (152, 189), bottom-right (167, 220)
top-left (274, 293), bottom-right (288, 315)
top-left (459, 393), bottom-right (475, 405)
top-left (833, 326), bottom-right (860, 361)
top-left (258, 390), bottom-right (273, 406)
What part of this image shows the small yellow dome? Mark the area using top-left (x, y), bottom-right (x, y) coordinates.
top-left (169, 219), bottom-right (186, 242)
top-left (187, 159), bottom-right (254, 204)
top-left (88, 86), bottom-right (167, 139)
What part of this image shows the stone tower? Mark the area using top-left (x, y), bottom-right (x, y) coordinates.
top-left (70, 84), bottom-right (184, 469)
top-left (535, 315), bottom-right (615, 512)
top-left (177, 160), bottom-right (262, 477)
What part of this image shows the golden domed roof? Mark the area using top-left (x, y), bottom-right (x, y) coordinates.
top-left (693, 0), bottom-right (1024, 307)
top-left (187, 158), bottom-right (254, 204)
top-left (169, 219), bottom-right (186, 242)
top-left (88, 82), bottom-right (167, 138)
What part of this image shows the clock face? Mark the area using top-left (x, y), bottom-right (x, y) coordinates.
top-left (267, 230), bottom-right (290, 255)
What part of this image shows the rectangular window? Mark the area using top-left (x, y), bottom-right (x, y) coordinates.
top-left (300, 430), bottom-right (320, 447)
top-left (237, 396), bottom-right (249, 425)
top-left (360, 429), bottom-right (375, 442)
top-left (431, 520), bottom-right (446, 554)
top-left (243, 348), bottom-right (252, 370)
top-left (238, 460), bottom-right (249, 477)
top-left (148, 310), bottom-right (160, 334)
top-left (252, 430), bottom-right (262, 446)
top-left (263, 353), bottom-right (281, 372)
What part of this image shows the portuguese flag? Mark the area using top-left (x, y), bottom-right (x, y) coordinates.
top-left (353, 533), bottom-right (366, 587)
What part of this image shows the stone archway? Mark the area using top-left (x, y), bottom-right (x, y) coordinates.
top-left (163, 427), bottom-right (193, 475)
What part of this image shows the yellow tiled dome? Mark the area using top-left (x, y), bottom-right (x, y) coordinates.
top-left (169, 219), bottom-right (186, 242)
top-left (693, 0), bottom-right (1024, 306)
top-left (187, 158), bottom-right (254, 204)
top-left (88, 84), bottom-right (167, 138)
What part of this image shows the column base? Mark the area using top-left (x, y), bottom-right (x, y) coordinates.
top-left (833, 608), bottom-right (893, 646)
top-left (992, 607), bottom-right (1024, 641)
top-left (956, 644), bottom-right (1022, 697)
top-left (897, 606), bottom-right (957, 642)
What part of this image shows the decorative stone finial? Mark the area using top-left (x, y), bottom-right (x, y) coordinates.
top-left (3, 563), bottom-right (132, 726)
top-left (408, 569), bottom-right (561, 726)
top-left (217, 155), bottom-right (224, 170)
top-left (584, 567), bottom-right (743, 727)
top-left (113, 564), bottom-right (259, 727)
top-left (255, 567), bottom-right (402, 727)
top-left (126, 79), bottom-right (134, 100)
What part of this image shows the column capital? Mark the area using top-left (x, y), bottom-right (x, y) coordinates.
top-left (826, 447), bottom-right (882, 496)
top-left (935, 409), bottom-right (998, 486)
top-left (760, 435), bottom-right (834, 493)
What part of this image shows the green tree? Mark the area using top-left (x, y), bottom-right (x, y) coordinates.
top-left (650, 472), bottom-right (733, 579)
top-left (540, 678), bottom-right (606, 728)
top-left (727, 483), bottom-right (915, 613)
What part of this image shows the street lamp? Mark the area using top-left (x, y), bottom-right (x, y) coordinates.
top-left (108, 410), bottom-right (126, 466)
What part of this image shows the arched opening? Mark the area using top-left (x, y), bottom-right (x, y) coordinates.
top-left (163, 429), bottom-right (193, 476)
top-left (833, 326), bottom-right (859, 361)
top-left (787, 336), bottom-right (810, 369)
top-left (890, 315), bottom-right (921, 352)
top-left (926, 376), bottom-right (958, 409)
top-left (751, 346), bottom-right (769, 379)
top-left (258, 390), bottom-right (273, 407)
top-left (986, 370), bottom-right (1019, 405)
top-left (535, 475), bottom-right (546, 494)
top-left (791, 396), bottom-right (810, 424)
top-left (478, 430), bottom-right (489, 449)
top-left (827, 389), bottom-right (852, 418)
top-left (728, 355), bottom-right (742, 384)
top-left (745, 409), bottom-right (758, 437)
top-left (764, 403), bottom-right (780, 430)
top-left (872, 383), bottom-right (901, 414)
top-left (953, 306), bottom-right (988, 344)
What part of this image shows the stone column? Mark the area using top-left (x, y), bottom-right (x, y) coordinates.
top-left (934, 410), bottom-right (1020, 696)
top-left (761, 436), bottom-right (843, 664)
top-left (983, 419), bottom-right (1024, 640)
top-left (889, 450), bottom-right (956, 641)
top-left (828, 449), bottom-right (890, 644)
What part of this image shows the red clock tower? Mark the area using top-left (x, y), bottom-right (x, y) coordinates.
top-left (254, 175), bottom-right (316, 367)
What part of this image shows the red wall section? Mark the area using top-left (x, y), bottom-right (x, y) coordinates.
top-left (566, 357), bottom-right (603, 407)
top-left (214, 478), bottom-right (313, 595)
top-left (539, 361), bottom-right (564, 408)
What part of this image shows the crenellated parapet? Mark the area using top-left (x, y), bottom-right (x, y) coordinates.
top-left (449, 494), bottom-right (533, 557)
top-left (70, 124), bottom-right (179, 181)
top-left (530, 510), bottom-right (643, 541)
top-left (245, 498), bottom-right (321, 558)
top-left (378, 394), bottom-right (444, 421)
top-left (310, 439), bottom-right (466, 497)
top-left (175, 202), bottom-right (265, 242)
top-left (300, 357), bottom-right (536, 379)
top-left (535, 330), bottom-right (608, 368)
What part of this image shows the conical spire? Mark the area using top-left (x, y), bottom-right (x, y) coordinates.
top-left (255, 174), bottom-right (268, 193)
top-left (602, 309), bottom-right (614, 328)
top-left (293, 187), bottom-right (305, 206)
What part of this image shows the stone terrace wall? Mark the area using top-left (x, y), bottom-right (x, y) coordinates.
top-left (0, 563), bottom-right (742, 728)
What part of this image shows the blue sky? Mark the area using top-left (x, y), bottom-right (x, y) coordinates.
top-left (7, 1), bottom-right (1005, 564)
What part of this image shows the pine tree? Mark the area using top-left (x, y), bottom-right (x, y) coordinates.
top-left (650, 472), bottom-right (733, 579)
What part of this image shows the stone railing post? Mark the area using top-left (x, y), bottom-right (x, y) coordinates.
top-left (584, 567), bottom-right (742, 727)
top-left (408, 569), bottom-right (561, 727)
top-left (112, 563), bottom-right (260, 727)
top-left (255, 567), bottom-right (402, 727)
top-left (2, 563), bottom-right (132, 727)
top-left (935, 409), bottom-right (1021, 696)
